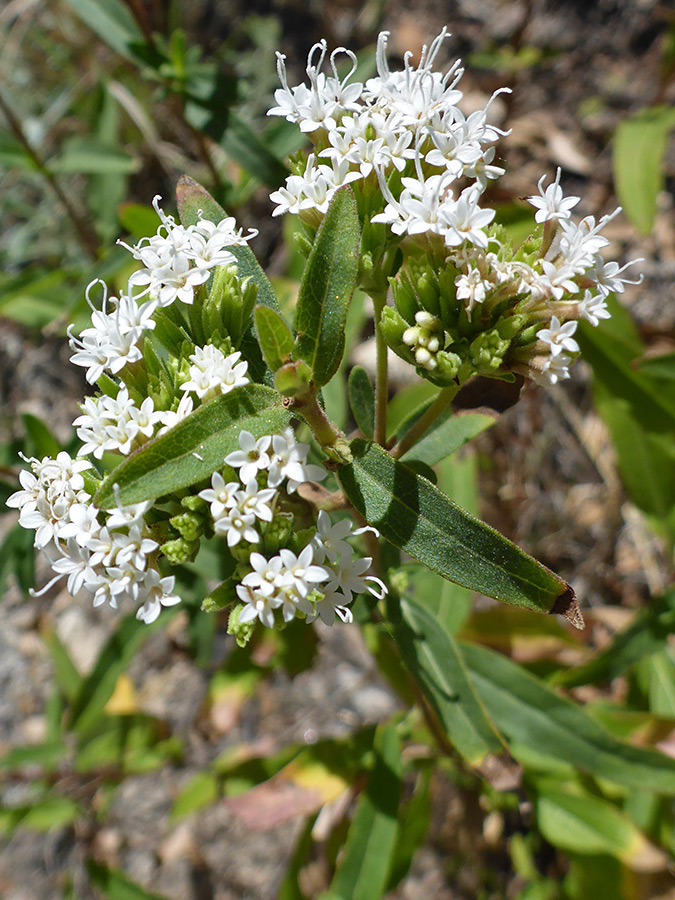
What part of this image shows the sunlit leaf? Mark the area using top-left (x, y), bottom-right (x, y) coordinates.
top-left (339, 440), bottom-right (579, 622)
top-left (393, 595), bottom-right (502, 763)
top-left (613, 106), bottom-right (675, 234)
top-left (534, 784), bottom-right (667, 870)
top-left (61, 0), bottom-right (145, 60)
top-left (94, 385), bottom-right (289, 507)
top-left (329, 723), bottom-right (401, 900)
top-left (462, 641), bottom-right (675, 792)
top-left (293, 187), bottom-right (360, 387)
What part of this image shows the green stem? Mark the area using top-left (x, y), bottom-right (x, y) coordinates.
top-left (372, 291), bottom-right (389, 446)
top-left (392, 384), bottom-right (459, 459)
top-left (289, 392), bottom-right (352, 464)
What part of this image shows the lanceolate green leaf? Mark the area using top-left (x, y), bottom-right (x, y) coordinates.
top-left (330, 723), bottom-right (401, 900)
top-left (534, 785), bottom-right (665, 868)
top-left (61, 0), bottom-right (145, 60)
top-left (394, 596), bottom-right (502, 763)
top-left (175, 176), bottom-right (282, 316)
top-left (255, 304), bottom-right (294, 372)
top-left (293, 187), bottom-right (360, 387)
top-left (613, 106), bottom-right (675, 234)
top-left (95, 385), bottom-right (289, 507)
top-left (400, 411), bottom-right (495, 466)
top-left (339, 440), bottom-right (580, 624)
top-left (461, 641), bottom-right (675, 793)
top-left (578, 318), bottom-right (675, 434)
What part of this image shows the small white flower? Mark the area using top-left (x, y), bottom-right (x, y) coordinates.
top-left (214, 508), bottom-right (259, 546)
top-left (136, 571), bottom-right (181, 624)
top-left (180, 345), bottom-right (249, 401)
top-left (267, 428), bottom-right (325, 492)
top-left (235, 480), bottom-right (276, 523)
top-left (236, 582), bottom-right (282, 628)
top-left (577, 290), bottom-right (610, 327)
top-left (198, 471), bottom-right (240, 520)
top-left (527, 169), bottom-right (580, 224)
top-left (311, 510), bottom-right (355, 564)
top-left (537, 316), bottom-right (579, 356)
top-left (225, 431), bottom-right (272, 484)
top-left (241, 552), bottom-right (285, 597)
top-left (279, 545), bottom-right (330, 596)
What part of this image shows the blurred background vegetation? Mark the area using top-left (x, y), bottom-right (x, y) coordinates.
top-left (1, 1), bottom-right (675, 899)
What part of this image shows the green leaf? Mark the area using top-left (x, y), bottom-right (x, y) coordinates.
top-left (393, 595), bottom-right (502, 763)
top-left (171, 771), bottom-right (219, 818)
top-left (535, 785), bottom-right (665, 868)
top-left (61, 0), bottom-right (145, 60)
top-left (555, 588), bottom-right (675, 689)
top-left (293, 187), bottom-right (360, 387)
top-left (68, 611), bottom-right (180, 735)
top-left (348, 366), bottom-right (375, 439)
top-left (176, 175), bottom-right (283, 316)
top-left (255, 304), bottom-right (294, 372)
top-left (94, 385), bottom-right (289, 507)
top-left (339, 440), bottom-right (579, 623)
top-left (43, 629), bottom-right (83, 704)
top-left (577, 320), bottom-right (675, 435)
top-left (218, 111), bottom-right (289, 188)
top-left (21, 413), bottom-right (61, 458)
top-left (50, 136), bottom-right (139, 175)
top-left (0, 130), bottom-right (38, 170)
top-left (0, 793), bottom-right (80, 834)
top-left (613, 106), bottom-right (675, 234)
top-left (637, 351), bottom-right (675, 381)
top-left (461, 640), bottom-right (675, 793)
top-left (386, 768), bottom-right (431, 890)
top-left (86, 860), bottom-right (172, 900)
top-left (0, 521), bottom-right (35, 601)
top-left (386, 382), bottom-right (437, 439)
top-left (593, 385), bottom-right (675, 533)
top-left (642, 649), bottom-right (675, 718)
top-left (330, 723), bottom-right (401, 900)
top-left (0, 742), bottom-right (66, 771)
top-left (400, 411), bottom-right (495, 466)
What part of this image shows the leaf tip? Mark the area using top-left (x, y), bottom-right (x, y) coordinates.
top-left (550, 586), bottom-right (584, 630)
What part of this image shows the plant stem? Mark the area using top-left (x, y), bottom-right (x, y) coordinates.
top-left (288, 391), bottom-right (352, 463)
top-left (371, 291), bottom-right (389, 446)
top-left (391, 383), bottom-right (459, 459)
top-left (0, 91), bottom-right (99, 261)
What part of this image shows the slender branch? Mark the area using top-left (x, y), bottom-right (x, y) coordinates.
top-left (0, 91), bottom-right (99, 260)
top-left (391, 384), bottom-right (459, 459)
top-left (371, 292), bottom-right (389, 446)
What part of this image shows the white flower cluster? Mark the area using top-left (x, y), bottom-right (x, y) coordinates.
top-left (70, 345), bottom-right (249, 460)
top-left (268, 29), bottom-right (505, 235)
top-left (236, 510), bottom-right (386, 628)
top-left (197, 429), bottom-right (385, 628)
top-left (68, 197), bottom-right (253, 385)
top-left (269, 31), bottom-right (641, 386)
top-left (6, 453), bottom-right (179, 624)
